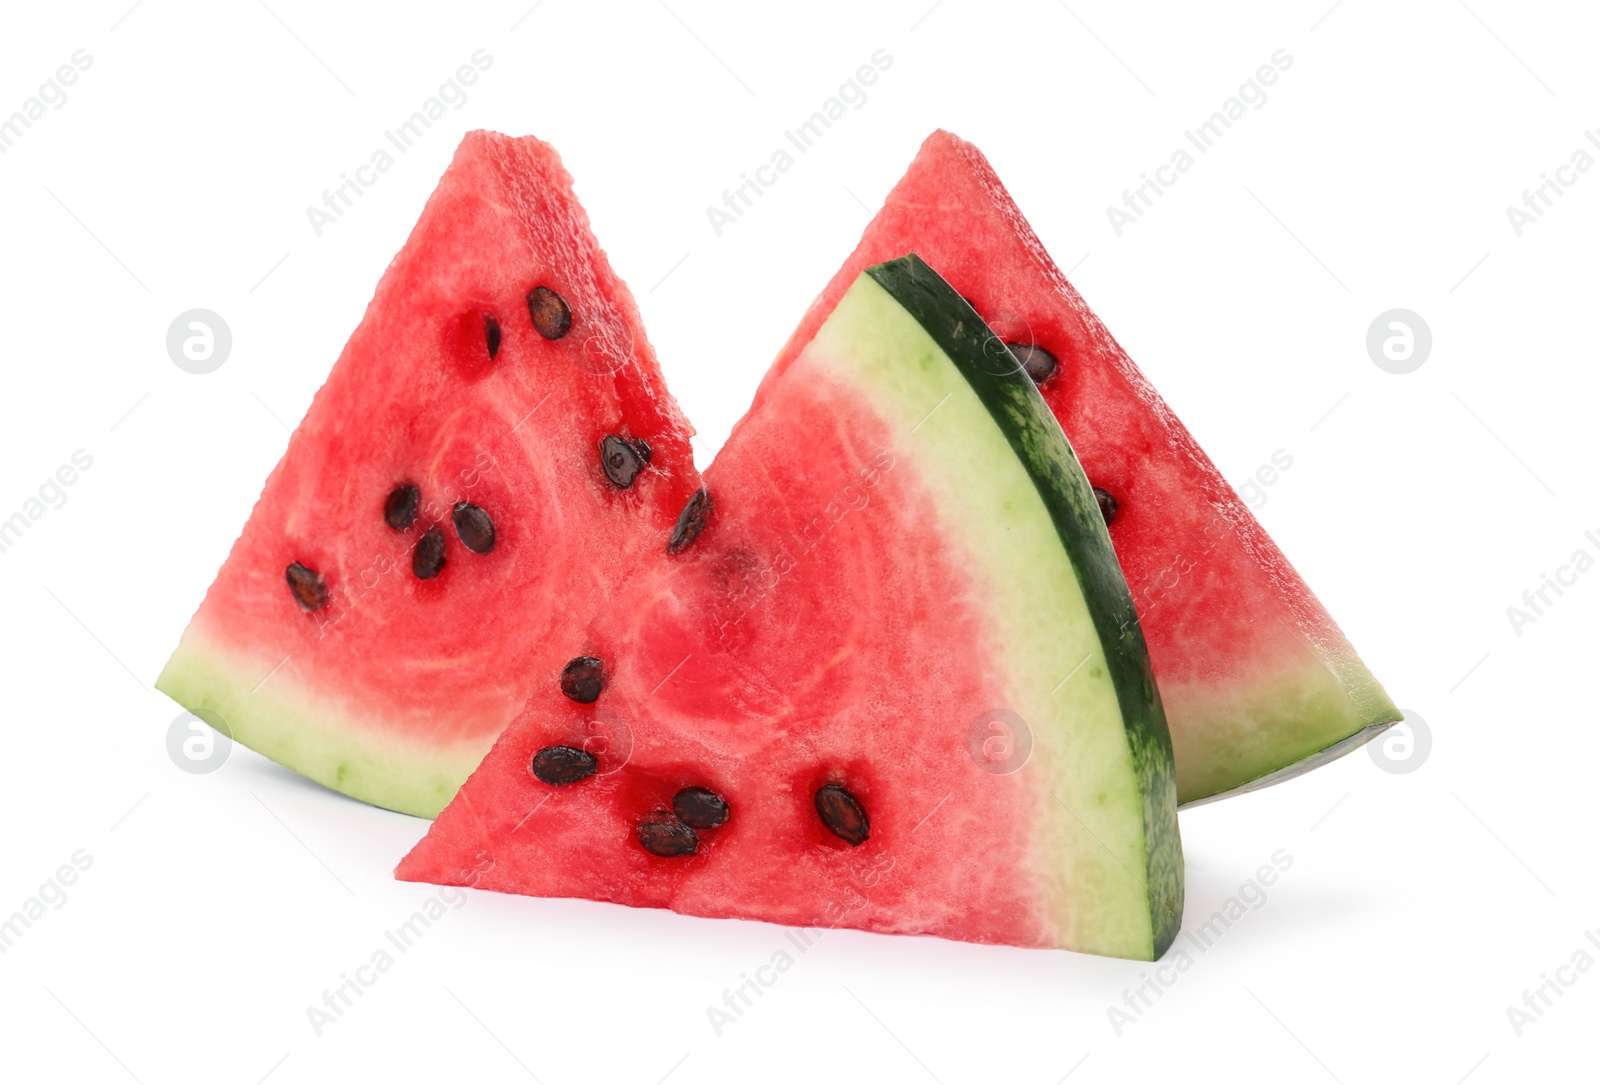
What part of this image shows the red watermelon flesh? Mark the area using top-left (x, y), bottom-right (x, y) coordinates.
top-left (764, 131), bottom-right (1400, 805)
top-left (399, 257), bottom-right (1183, 962)
top-left (157, 132), bottom-right (700, 818)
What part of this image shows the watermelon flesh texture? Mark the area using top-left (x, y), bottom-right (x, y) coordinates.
top-left (769, 130), bottom-right (1400, 806)
top-left (157, 132), bottom-right (700, 818)
top-left (399, 258), bottom-right (1183, 962)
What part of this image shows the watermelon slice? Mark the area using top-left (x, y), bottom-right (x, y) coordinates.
top-left (157, 132), bottom-right (700, 818)
top-left (399, 256), bottom-right (1184, 962)
top-left (769, 131), bottom-right (1400, 805)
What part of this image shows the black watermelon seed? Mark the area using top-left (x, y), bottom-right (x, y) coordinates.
top-left (814, 783), bottom-right (869, 846)
top-left (285, 562), bottom-right (327, 611)
top-left (600, 435), bottom-right (647, 488)
top-left (559, 656), bottom-right (605, 704)
top-left (1093, 487), bottom-right (1118, 526)
top-left (484, 315), bottom-right (502, 360)
top-left (668, 488), bottom-right (712, 554)
top-left (412, 525), bottom-right (448, 580)
top-left (384, 483), bottom-right (420, 531)
top-left (1007, 342), bottom-right (1059, 384)
top-left (636, 812), bottom-right (699, 857)
top-left (527, 286), bottom-right (572, 340)
top-left (673, 786), bottom-right (729, 830)
top-left (531, 745), bottom-right (598, 785)
top-left (452, 502), bottom-right (496, 554)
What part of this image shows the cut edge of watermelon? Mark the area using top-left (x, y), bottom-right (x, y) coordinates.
top-left (157, 620), bottom-right (478, 819)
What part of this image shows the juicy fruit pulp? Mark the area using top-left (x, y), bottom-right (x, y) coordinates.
top-left (770, 130), bottom-right (1400, 805)
top-left (399, 257), bottom-right (1183, 962)
top-left (157, 132), bottom-right (700, 818)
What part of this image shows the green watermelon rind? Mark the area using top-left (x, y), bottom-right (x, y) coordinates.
top-left (157, 633), bottom-right (476, 818)
top-left (1182, 714), bottom-right (1399, 808)
top-left (864, 255), bottom-right (1183, 958)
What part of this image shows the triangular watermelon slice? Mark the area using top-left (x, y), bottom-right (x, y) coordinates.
top-left (157, 132), bottom-right (700, 818)
top-left (768, 131), bottom-right (1400, 805)
top-left (399, 256), bottom-right (1184, 962)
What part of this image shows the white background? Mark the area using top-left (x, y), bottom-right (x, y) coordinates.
top-left (1, 0), bottom-right (1595, 1081)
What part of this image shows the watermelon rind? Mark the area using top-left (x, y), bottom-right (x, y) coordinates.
top-left (158, 632), bottom-right (477, 817)
top-left (863, 255), bottom-right (1183, 956)
top-left (1181, 718), bottom-right (1398, 808)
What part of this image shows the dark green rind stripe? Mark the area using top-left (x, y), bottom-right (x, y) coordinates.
top-left (864, 254), bottom-right (1184, 957)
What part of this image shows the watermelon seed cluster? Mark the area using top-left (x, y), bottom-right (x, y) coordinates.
top-left (525, 738), bottom-right (873, 855)
top-left (376, 481), bottom-right (498, 583)
top-left (532, 644), bottom-right (869, 854)
top-left (525, 741), bottom-right (733, 858)
top-left (535, 653), bottom-right (741, 858)
top-left (535, 606), bottom-right (871, 854)
top-left (278, 285), bottom-right (588, 612)
top-left (634, 785), bottom-right (733, 857)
